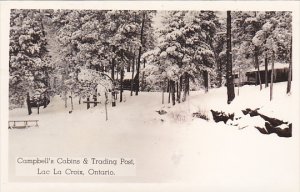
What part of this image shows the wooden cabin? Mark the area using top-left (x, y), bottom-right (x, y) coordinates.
top-left (234, 63), bottom-right (290, 86)
top-left (118, 71), bottom-right (138, 91)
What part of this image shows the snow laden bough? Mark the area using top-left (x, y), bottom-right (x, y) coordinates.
top-left (210, 108), bottom-right (292, 138)
top-left (77, 68), bottom-right (113, 121)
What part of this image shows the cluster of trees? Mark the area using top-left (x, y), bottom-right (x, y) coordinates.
top-left (51, 10), bottom-right (156, 106)
top-left (9, 9), bottom-right (292, 109)
top-left (10, 9), bottom-right (155, 108)
top-left (143, 11), bottom-right (219, 105)
top-left (143, 10), bottom-right (292, 105)
top-left (232, 11), bottom-right (292, 100)
top-left (10, 10), bottom-right (52, 107)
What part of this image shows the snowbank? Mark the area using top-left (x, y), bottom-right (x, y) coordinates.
top-left (8, 82), bottom-right (299, 191)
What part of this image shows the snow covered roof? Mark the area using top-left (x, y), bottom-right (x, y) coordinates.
top-left (248, 62), bottom-right (289, 72)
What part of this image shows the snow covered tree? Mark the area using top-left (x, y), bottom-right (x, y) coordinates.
top-left (143, 11), bottom-right (187, 105)
top-left (139, 12), bottom-right (156, 92)
top-left (51, 10), bottom-right (111, 106)
top-left (9, 9), bottom-right (53, 108)
top-left (50, 10), bottom-right (156, 106)
top-left (143, 10), bottom-right (217, 105)
top-left (232, 11), bottom-right (266, 91)
top-left (213, 14), bottom-right (227, 88)
top-left (184, 11), bottom-right (219, 93)
top-left (104, 10), bottom-right (143, 102)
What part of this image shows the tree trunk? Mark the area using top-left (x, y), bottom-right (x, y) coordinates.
top-left (176, 81), bottom-right (179, 102)
top-left (226, 11), bottom-right (235, 104)
top-left (162, 81), bottom-right (165, 104)
top-left (270, 51), bottom-right (275, 101)
top-left (26, 92), bottom-right (32, 115)
top-left (178, 76), bottom-right (182, 103)
top-left (238, 69), bottom-right (241, 96)
top-left (111, 46), bottom-right (116, 107)
top-left (255, 46), bottom-right (262, 90)
top-left (130, 51), bottom-right (135, 96)
top-left (93, 89), bottom-right (97, 107)
top-left (257, 65), bottom-right (262, 90)
top-left (217, 56), bottom-right (223, 88)
top-left (127, 59), bottom-right (131, 72)
top-left (116, 68), bottom-right (119, 81)
top-left (87, 96), bottom-right (90, 109)
top-left (168, 80), bottom-right (170, 104)
top-left (135, 12), bottom-right (145, 96)
top-left (287, 38), bottom-right (292, 94)
top-left (44, 70), bottom-right (50, 89)
top-left (204, 70), bottom-right (209, 93)
top-left (70, 96), bottom-right (73, 111)
top-left (61, 69), bottom-right (68, 108)
top-left (120, 69), bottom-right (124, 102)
top-left (111, 56), bottom-right (115, 81)
top-left (265, 54), bottom-right (268, 88)
top-left (183, 72), bottom-right (189, 102)
top-left (105, 92), bottom-right (108, 121)
top-left (64, 91), bottom-right (67, 108)
top-left (182, 79), bottom-right (186, 102)
top-left (141, 59), bottom-right (146, 91)
top-left (171, 80), bottom-right (176, 105)
top-left (187, 75), bottom-right (190, 96)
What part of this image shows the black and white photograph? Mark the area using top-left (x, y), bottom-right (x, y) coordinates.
top-left (1, 1), bottom-right (300, 192)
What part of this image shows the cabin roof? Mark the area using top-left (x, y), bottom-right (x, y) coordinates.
top-left (233, 62), bottom-right (289, 75)
top-left (248, 62), bottom-right (289, 72)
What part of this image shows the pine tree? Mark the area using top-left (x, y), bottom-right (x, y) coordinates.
top-left (52, 10), bottom-right (109, 101)
top-left (9, 9), bottom-right (53, 108)
top-left (143, 10), bottom-right (217, 104)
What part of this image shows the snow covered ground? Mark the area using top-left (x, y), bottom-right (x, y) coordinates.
top-left (9, 82), bottom-right (299, 191)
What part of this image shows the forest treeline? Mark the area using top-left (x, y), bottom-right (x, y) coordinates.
top-left (9, 10), bottom-right (292, 108)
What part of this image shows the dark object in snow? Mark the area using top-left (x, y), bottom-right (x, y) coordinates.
top-left (83, 98), bottom-right (101, 110)
top-left (156, 110), bottom-right (167, 115)
top-left (30, 95), bottom-right (50, 108)
top-left (210, 110), bottom-right (234, 124)
top-left (259, 114), bottom-right (287, 127)
top-left (192, 112), bottom-right (209, 121)
top-left (254, 126), bottom-right (268, 134)
top-left (255, 123), bottom-right (292, 138)
top-left (242, 108), bottom-right (260, 116)
top-left (26, 92), bottom-right (50, 115)
top-left (242, 108), bottom-right (287, 126)
top-left (243, 108), bottom-right (291, 137)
